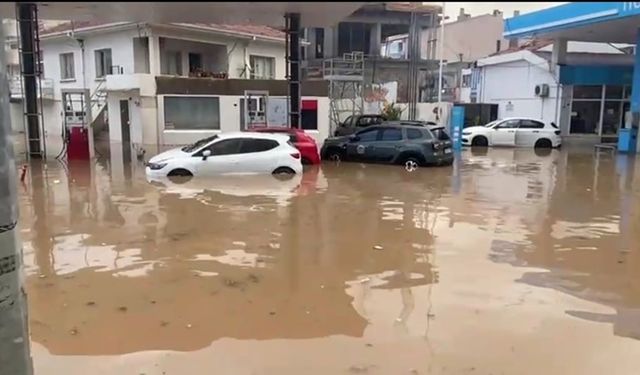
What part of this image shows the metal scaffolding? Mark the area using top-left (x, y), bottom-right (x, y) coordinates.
top-left (324, 52), bottom-right (365, 136)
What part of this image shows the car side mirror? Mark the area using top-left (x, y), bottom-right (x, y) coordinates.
top-left (349, 135), bottom-right (360, 142)
top-left (202, 149), bottom-right (211, 160)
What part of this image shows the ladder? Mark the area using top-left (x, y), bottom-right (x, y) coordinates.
top-left (15, 3), bottom-right (46, 159)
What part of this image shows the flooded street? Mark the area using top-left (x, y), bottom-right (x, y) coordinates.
top-left (17, 148), bottom-right (640, 374)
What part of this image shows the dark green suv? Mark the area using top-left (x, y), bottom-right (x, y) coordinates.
top-left (321, 125), bottom-right (454, 169)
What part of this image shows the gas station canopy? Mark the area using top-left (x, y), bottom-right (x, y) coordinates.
top-left (504, 2), bottom-right (640, 43)
top-left (0, 2), bottom-right (369, 28)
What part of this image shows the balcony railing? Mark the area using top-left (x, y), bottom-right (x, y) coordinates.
top-left (9, 76), bottom-right (55, 100)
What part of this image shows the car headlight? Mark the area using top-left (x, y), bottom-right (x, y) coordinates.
top-left (462, 131), bottom-right (471, 136)
top-left (147, 162), bottom-right (167, 170)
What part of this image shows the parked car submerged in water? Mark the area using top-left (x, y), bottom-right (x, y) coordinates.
top-left (145, 132), bottom-right (303, 178)
top-left (461, 117), bottom-right (562, 148)
top-left (321, 124), bottom-right (454, 169)
top-left (249, 127), bottom-right (321, 165)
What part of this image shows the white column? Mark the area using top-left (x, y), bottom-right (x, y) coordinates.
top-left (148, 35), bottom-right (161, 75)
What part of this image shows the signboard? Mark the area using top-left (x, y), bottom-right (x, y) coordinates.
top-left (450, 106), bottom-right (464, 151)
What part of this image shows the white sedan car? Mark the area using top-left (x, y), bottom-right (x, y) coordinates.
top-left (145, 132), bottom-right (303, 178)
top-left (461, 117), bottom-right (562, 148)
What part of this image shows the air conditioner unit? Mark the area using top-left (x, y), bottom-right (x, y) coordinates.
top-left (535, 84), bottom-right (550, 97)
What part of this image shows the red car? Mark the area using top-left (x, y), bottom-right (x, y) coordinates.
top-left (249, 127), bottom-right (321, 165)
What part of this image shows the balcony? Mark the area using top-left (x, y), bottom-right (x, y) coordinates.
top-left (9, 76), bottom-right (55, 100)
top-left (105, 74), bottom-right (156, 96)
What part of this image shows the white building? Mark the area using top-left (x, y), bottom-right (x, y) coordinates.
top-left (460, 40), bottom-right (634, 144)
top-left (9, 21), bottom-right (330, 157)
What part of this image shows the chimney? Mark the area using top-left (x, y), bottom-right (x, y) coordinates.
top-left (492, 9), bottom-right (502, 17)
top-left (508, 10), bottom-right (520, 48)
top-left (457, 7), bottom-right (470, 21)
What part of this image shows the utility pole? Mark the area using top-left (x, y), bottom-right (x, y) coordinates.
top-left (437, 1), bottom-right (446, 104)
top-left (0, 13), bottom-right (34, 375)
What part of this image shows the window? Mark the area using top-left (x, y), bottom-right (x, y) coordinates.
top-left (356, 128), bottom-right (379, 142)
top-left (206, 139), bottom-right (243, 156)
top-left (380, 128), bottom-right (403, 141)
top-left (570, 101), bottom-right (601, 134)
top-left (162, 51), bottom-right (182, 75)
top-left (496, 120), bottom-right (519, 129)
top-left (164, 96), bottom-right (221, 130)
top-left (572, 85), bottom-right (602, 99)
top-left (406, 128), bottom-right (424, 140)
top-left (495, 40), bottom-right (501, 52)
top-left (315, 28), bottom-right (324, 59)
top-left (605, 85), bottom-right (623, 99)
top-left (95, 49), bottom-right (112, 79)
top-left (59, 53), bottom-right (75, 80)
top-left (357, 116), bottom-right (384, 127)
top-left (250, 55), bottom-right (275, 79)
top-left (188, 53), bottom-right (203, 73)
top-left (239, 138), bottom-right (279, 153)
top-left (462, 74), bottom-right (471, 87)
top-left (182, 135), bottom-right (218, 153)
top-left (431, 128), bottom-right (451, 140)
top-left (519, 120), bottom-right (544, 129)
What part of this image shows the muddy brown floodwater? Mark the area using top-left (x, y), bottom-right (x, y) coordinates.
top-left (15, 147), bottom-right (640, 374)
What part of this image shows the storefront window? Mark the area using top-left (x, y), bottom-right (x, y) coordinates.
top-left (573, 85), bottom-right (603, 99)
top-left (602, 101), bottom-right (622, 135)
top-left (605, 85), bottom-right (623, 99)
top-left (570, 101), bottom-right (601, 134)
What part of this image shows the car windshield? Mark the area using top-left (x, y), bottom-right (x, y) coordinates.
top-left (181, 135), bottom-right (218, 153)
top-left (484, 120), bottom-right (501, 128)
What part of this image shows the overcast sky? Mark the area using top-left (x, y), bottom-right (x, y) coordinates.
top-left (426, 2), bottom-right (567, 20)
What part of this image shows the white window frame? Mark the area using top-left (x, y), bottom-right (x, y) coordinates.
top-left (59, 52), bottom-right (75, 81)
top-left (249, 55), bottom-right (275, 80)
top-left (94, 48), bottom-right (113, 80)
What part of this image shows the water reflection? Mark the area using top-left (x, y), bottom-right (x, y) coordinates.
top-left (18, 147), bottom-right (640, 374)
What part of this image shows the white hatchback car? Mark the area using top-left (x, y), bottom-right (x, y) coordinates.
top-left (461, 118), bottom-right (562, 148)
top-left (145, 132), bottom-right (303, 178)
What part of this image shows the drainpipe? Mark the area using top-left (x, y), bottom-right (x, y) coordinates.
top-left (0, 14), bottom-right (34, 374)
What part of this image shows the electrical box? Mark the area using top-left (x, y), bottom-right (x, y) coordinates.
top-left (534, 84), bottom-right (550, 97)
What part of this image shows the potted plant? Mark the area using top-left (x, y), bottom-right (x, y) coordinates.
top-left (381, 102), bottom-right (404, 121)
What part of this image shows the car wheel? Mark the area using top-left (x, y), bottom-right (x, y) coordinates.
top-left (167, 168), bottom-right (193, 184)
top-left (402, 157), bottom-right (420, 172)
top-left (472, 136), bottom-right (488, 147)
top-left (325, 148), bottom-right (343, 162)
top-left (272, 166), bottom-right (296, 175)
top-left (167, 168), bottom-right (193, 177)
top-left (534, 138), bottom-right (552, 149)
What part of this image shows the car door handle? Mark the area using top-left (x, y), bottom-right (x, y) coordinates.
top-left (532, 130), bottom-right (540, 133)
top-left (508, 130), bottom-right (515, 133)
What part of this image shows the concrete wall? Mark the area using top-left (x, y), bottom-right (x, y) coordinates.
top-left (479, 60), bottom-right (561, 126)
top-left (421, 14), bottom-right (508, 62)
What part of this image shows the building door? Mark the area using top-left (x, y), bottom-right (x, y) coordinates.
top-left (120, 100), bottom-right (130, 146)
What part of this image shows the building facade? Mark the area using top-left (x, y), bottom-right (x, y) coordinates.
top-left (8, 21), bottom-right (332, 157)
top-left (460, 40), bottom-right (633, 143)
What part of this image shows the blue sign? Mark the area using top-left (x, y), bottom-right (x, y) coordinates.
top-left (504, 2), bottom-right (640, 39)
top-left (450, 106), bottom-right (464, 151)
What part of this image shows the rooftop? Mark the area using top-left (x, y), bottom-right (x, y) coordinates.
top-left (40, 20), bottom-right (285, 40)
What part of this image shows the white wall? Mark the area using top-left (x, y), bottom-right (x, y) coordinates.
top-left (479, 60), bottom-right (561, 125)
top-left (157, 95), bottom-right (329, 146)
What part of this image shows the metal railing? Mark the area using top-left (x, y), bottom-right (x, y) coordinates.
top-left (323, 52), bottom-right (365, 80)
top-left (9, 76), bottom-right (54, 99)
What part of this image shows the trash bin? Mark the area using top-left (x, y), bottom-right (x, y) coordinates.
top-left (617, 128), bottom-right (638, 154)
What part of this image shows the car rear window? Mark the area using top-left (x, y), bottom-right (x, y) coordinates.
top-left (239, 138), bottom-right (279, 153)
top-left (406, 128), bottom-right (424, 140)
top-left (431, 128), bottom-right (451, 141)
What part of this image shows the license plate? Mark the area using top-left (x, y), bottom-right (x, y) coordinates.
top-left (444, 148), bottom-right (452, 154)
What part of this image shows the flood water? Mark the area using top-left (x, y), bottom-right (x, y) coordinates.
top-left (17, 147), bottom-right (640, 374)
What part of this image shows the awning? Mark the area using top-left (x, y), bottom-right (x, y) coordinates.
top-left (504, 2), bottom-right (640, 43)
